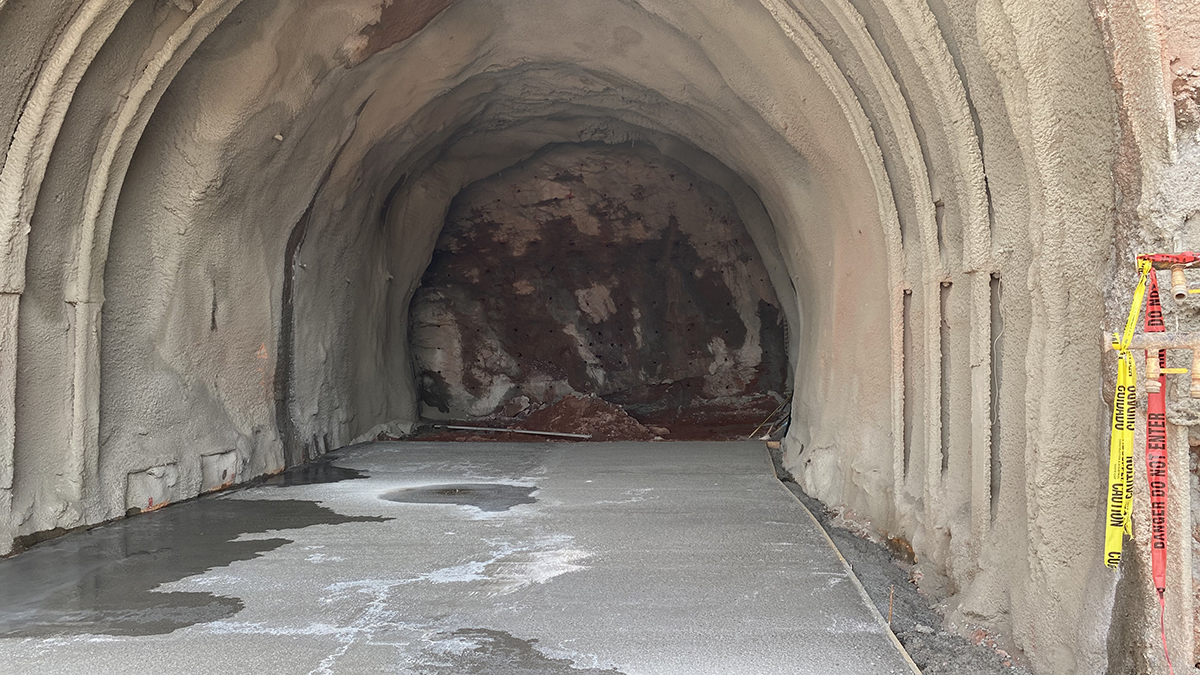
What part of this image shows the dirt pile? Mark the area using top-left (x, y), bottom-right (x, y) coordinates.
top-left (621, 392), bottom-right (784, 440)
top-left (409, 394), bottom-right (658, 442)
top-left (518, 394), bottom-right (657, 441)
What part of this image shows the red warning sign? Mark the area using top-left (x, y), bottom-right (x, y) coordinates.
top-left (1143, 269), bottom-right (1168, 596)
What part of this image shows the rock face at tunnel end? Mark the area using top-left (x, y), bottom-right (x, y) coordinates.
top-left (409, 145), bottom-right (788, 422)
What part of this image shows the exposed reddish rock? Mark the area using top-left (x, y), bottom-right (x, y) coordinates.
top-left (519, 394), bottom-right (656, 441)
top-left (350, 0), bottom-right (458, 65)
top-left (411, 394), bottom-right (656, 442)
top-left (409, 144), bottom-right (788, 434)
top-left (407, 391), bottom-right (785, 442)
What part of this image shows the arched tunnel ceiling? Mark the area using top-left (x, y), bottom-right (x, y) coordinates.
top-left (106, 0), bottom-right (907, 483)
top-left (0, 0), bottom-right (1157, 672)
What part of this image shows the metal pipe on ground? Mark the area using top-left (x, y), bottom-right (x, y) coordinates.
top-left (437, 425), bottom-right (593, 440)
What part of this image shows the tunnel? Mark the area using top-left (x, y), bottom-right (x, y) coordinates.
top-left (406, 142), bottom-right (792, 436)
top-left (3, 0), bottom-right (1200, 672)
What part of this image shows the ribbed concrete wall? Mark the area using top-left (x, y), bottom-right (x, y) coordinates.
top-left (0, 0), bottom-right (1195, 672)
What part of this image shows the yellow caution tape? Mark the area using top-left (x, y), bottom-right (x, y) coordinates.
top-left (1160, 368), bottom-right (1189, 374)
top-left (1105, 259), bottom-right (1152, 568)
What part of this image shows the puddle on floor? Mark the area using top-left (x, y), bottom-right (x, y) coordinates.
top-left (0, 498), bottom-right (388, 637)
top-left (380, 483), bottom-right (537, 512)
top-left (260, 455), bottom-right (368, 487)
top-left (417, 627), bottom-right (625, 674)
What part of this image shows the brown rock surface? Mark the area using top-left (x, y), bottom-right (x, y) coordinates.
top-left (518, 394), bottom-right (657, 441)
top-left (408, 144), bottom-right (788, 424)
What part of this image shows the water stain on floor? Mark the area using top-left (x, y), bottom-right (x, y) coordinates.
top-left (260, 454), bottom-right (368, 487)
top-left (416, 627), bottom-right (625, 674)
top-left (380, 483), bottom-right (538, 512)
top-left (0, 498), bottom-right (388, 637)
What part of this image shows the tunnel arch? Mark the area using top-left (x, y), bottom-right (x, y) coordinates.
top-left (0, 0), bottom-right (1130, 672)
top-left (105, 0), bottom-right (907, 514)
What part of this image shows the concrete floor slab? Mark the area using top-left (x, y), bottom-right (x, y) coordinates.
top-left (0, 441), bottom-right (916, 674)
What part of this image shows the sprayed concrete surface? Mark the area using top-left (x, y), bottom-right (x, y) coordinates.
top-left (3, 0), bottom-right (1200, 671)
top-left (0, 441), bottom-right (914, 674)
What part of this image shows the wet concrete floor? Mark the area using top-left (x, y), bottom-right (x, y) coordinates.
top-left (0, 442), bottom-right (915, 674)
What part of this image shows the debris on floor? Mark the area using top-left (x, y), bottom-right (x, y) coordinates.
top-left (411, 394), bottom-right (656, 442)
top-left (408, 390), bottom-right (792, 443)
top-left (519, 394), bottom-right (657, 441)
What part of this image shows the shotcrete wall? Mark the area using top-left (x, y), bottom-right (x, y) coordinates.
top-left (0, 0), bottom-right (1193, 672)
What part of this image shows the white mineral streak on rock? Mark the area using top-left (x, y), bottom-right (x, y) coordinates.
top-left (560, 322), bottom-right (607, 386)
top-left (574, 283), bottom-right (617, 324)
